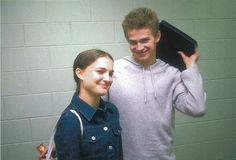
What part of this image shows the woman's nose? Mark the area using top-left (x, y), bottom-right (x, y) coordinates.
top-left (103, 73), bottom-right (110, 81)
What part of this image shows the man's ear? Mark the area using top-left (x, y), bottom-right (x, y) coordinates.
top-left (75, 68), bottom-right (84, 80)
top-left (155, 30), bottom-right (161, 43)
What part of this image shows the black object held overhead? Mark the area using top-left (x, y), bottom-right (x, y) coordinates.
top-left (156, 20), bottom-right (198, 71)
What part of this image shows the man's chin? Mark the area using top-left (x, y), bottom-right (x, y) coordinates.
top-left (134, 53), bottom-right (149, 60)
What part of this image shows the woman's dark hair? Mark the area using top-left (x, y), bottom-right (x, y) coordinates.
top-left (73, 49), bottom-right (114, 94)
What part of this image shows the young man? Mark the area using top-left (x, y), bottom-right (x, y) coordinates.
top-left (105, 7), bottom-right (206, 160)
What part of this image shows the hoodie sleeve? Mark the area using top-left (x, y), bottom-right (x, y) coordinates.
top-left (173, 64), bottom-right (207, 117)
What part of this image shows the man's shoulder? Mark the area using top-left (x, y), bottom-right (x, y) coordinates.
top-left (114, 57), bottom-right (130, 70)
top-left (114, 58), bottom-right (126, 65)
top-left (156, 59), bottom-right (180, 73)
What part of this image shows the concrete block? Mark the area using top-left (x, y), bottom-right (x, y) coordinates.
top-left (71, 22), bottom-right (115, 44)
top-left (1, 0), bottom-right (45, 23)
top-left (31, 116), bottom-right (59, 141)
top-left (24, 23), bottom-right (71, 46)
top-left (2, 119), bottom-right (31, 144)
top-left (28, 70), bottom-right (52, 93)
top-left (204, 78), bottom-right (236, 100)
top-left (2, 71), bottom-right (28, 96)
top-left (175, 118), bottom-right (236, 145)
top-left (49, 69), bottom-right (75, 92)
top-left (2, 142), bottom-right (39, 160)
top-left (2, 24), bottom-right (24, 47)
top-left (91, 0), bottom-right (133, 21)
top-left (199, 59), bottom-right (236, 80)
top-left (2, 47), bottom-right (49, 72)
top-left (199, 39), bottom-right (236, 60)
top-left (195, 20), bottom-right (236, 40)
top-left (51, 91), bottom-right (74, 115)
top-left (3, 93), bottom-right (52, 119)
top-left (46, 0), bottom-right (90, 21)
top-left (176, 99), bottom-right (236, 124)
top-left (49, 46), bottom-right (79, 69)
top-left (2, 48), bottom-right (28, 72)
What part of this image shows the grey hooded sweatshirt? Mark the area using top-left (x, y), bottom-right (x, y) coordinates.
top-left (105, 56), bottom-right (206, 160)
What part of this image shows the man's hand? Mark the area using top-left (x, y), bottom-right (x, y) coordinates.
top-left (178, 49), bottom-right (200, 69)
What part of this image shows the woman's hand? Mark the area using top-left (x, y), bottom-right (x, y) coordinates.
top-left (36, 144), bottom-right (56, 160)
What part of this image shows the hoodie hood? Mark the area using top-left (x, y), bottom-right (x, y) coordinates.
top-left (120, 55), bottom-right (166, 103)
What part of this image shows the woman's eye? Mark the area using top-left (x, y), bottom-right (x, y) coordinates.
top-left (97, 70), bottom-right (104, 74)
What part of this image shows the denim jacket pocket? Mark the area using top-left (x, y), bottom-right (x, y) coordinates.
top-left (111, 125), bottom-right (122, 148)
top-left (82, 135), bottom-right (103, 143)
top-left (81, 129), bottom-right (106, 159)
top-left (112, 125), bottom-right (122, 136)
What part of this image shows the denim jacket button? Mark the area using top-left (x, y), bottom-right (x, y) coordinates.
top-left (108, 145), bottom-right (113, 150)
top-left (103, 126), bottom-right (108, 131)
top-left (91, 136), bottom-right (96, 141)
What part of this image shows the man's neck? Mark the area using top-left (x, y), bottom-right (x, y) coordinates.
top-left (132, 56), bottom-right (157, 68)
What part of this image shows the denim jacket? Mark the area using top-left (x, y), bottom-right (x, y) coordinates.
top-left (54, 94), bottom-right (123, 160)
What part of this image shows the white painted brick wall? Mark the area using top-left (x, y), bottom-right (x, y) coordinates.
top-left (1, 0), bottom-right (236, 160)
top-left (2, 119), bottom-right (31, 144)
top-left (2, 71), bottom-right (29, 96)
top-left (90, 0), bottom-right (133, 21)
top-left (2, 47), bottom-right (49, 71)
top-left (2, 24), bottom-right (25, 47)
top-left (3, 94), bottom-right (52, 119)
top-left (24, 23), bottom-right (71, 46)
top-left (1, 0), bottom-right (46, 23)
top-left (71, 22), bottom-right (115, 44)
top-left (46, 1), bottom-right (90, 22)
top-left (31, 116), bottom-right (59, 141)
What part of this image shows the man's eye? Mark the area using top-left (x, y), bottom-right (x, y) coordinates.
top-left (140, 39), bottom-right (149, 43)
top-left (129, 41), bottom-right (136, 45)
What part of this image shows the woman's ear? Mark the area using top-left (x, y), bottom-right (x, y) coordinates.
top-left (75, 68), bottom-right (84, 80)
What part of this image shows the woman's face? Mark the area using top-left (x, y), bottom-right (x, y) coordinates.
top-left (77, 56), bottom-right (114, 97)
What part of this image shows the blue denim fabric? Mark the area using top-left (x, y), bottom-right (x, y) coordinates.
top-left (54, 94), bottom-right (123, 160)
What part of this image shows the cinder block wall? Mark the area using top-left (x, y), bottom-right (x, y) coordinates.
top-left (1, 1), bottom-right (236, 160)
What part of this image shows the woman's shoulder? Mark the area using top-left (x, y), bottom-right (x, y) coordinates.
top-left (58, 106), bottom-right (81, 125)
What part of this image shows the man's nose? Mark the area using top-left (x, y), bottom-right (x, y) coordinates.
top-left (136, 42), bottom-right (144, 50)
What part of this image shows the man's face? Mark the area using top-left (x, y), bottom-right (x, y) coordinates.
top-left (127, 28), bottom-right (160, 67)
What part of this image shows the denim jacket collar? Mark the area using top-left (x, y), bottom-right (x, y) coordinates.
top-left (70, 93), bottom-right (107, 121)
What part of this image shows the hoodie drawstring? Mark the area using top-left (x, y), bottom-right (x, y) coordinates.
top-left (142, 67), bottom-right (157, 103)
top-left (123, 56), bottom-right (158, 103)
top-left (150, 67), bottom-right (158, 100)
top-left (142, 67), bottom-right (147, 104)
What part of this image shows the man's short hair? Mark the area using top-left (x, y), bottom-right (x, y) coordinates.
top-left (122, 7), bottom-right (159, 39)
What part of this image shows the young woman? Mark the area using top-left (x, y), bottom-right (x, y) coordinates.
top-left (41, 49), bottom-right (123, 160)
